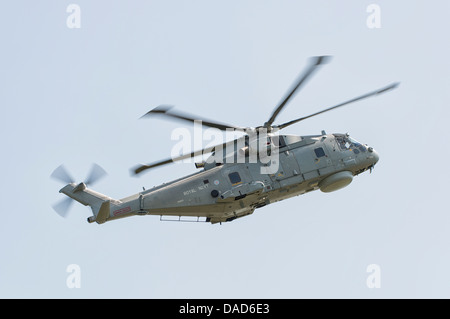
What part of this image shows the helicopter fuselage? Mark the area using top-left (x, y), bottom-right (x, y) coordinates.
top-left (65, 132), bottom-right (378, 224)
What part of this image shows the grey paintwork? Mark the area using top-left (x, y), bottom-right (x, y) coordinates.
top-left (59, 132), bottom-right (379, 224)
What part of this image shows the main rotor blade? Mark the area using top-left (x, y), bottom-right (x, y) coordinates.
top-left (84, 163), bottom-right (107, 186)
top-left (141, 105), bottom-right (245, 132)
top-left (277, 82), bottom-right (400, 130)
top-left (266, 55), bottom-right (331, 127)
top-left (50, 165), bottom-right (74, 184)
top-left (132, 138), bottom-right (241, 175)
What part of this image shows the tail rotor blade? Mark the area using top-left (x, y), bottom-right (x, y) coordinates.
top-left (50, 165), bottom-right (74, 184)
top-left (52, 197), bottom-right (74, 218)
top-left (84, 163), bottom-right (107, 186)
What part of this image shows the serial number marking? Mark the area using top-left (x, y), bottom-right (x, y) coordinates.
top-left (113, 206), bottom-right (131, 216)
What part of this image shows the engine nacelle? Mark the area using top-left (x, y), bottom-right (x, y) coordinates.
top-left (319, 171), bottom-right (353, 193)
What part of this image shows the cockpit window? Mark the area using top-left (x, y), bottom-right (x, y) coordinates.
top-left (348, 137), bottom-right (361, 147)
top-left (335, 135), bottom-right (364, 152)
top-left (335, 135), bottom-right (349, 150)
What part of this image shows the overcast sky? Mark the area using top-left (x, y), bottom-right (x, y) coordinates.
top-left (1, 1), bottom-right (449, 298)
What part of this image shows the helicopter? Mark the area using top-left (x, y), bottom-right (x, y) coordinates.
top-left (52, 56), bottom-right (399, 224)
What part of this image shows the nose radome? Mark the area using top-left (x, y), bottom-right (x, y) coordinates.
top-left (368, 147), bottom-right (379, 164)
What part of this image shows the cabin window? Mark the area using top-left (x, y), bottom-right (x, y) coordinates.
top-left (228, 172), bottom-right (242, 185)
top-left (314, 147), bottom-right (326, 158)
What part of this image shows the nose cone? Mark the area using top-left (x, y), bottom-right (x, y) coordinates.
top-left (368, 147), bottom-right (379, 165)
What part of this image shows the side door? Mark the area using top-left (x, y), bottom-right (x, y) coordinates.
top-left (312, 145), bottom-right (331, 169)
top-left (293, 143), bottom-right (333, 179)
top-left (269, 150), bottom-right (302, 181)
top-left (220, 165), bottom-right (252, 199)
top-left (220, 164), bottom-right (268, 200)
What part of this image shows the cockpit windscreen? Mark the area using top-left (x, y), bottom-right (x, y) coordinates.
top-left (334, 134), bottom-right (367, 154)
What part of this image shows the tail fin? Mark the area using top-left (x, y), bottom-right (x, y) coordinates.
top-left (59, 182), bottom-right (120, 224)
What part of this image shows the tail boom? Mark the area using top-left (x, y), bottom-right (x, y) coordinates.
top-left (59, 183), bottom-right (122, 224)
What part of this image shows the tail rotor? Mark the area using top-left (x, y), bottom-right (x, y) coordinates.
top-left (51, 163), bottom-right (107, 217)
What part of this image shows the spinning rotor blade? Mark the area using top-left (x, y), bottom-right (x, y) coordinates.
top-left (141, 105), bottom-right (245, 132)
top-left (265, 55), bottom-right (331, 127)
top-left (132, 138), bottom-right (240, 175)
top-left (84, 163), bottom-right (107, 186)
top-left (50, 164), bottom-right (74, 184)
top-left (52, 197), bottom-right (73, 218)
top-left (51, 163), bottom-right (108, 217)
top-left (277, 82), bottom-right (400, 130)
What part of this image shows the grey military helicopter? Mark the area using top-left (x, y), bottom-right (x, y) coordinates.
top-left (52, 56), bottom-right (398, 224)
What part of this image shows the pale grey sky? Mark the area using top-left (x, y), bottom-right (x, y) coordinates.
top-left (1, 1), bottom-right (449, 298)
